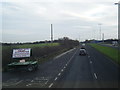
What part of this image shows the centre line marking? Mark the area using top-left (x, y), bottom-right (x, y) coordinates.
top-left (54, 77), bottom-right (58, 81)
top-left (26, 83), bottom-right (32, 87)
top-left (49, 83), bottom-right (53, 88)
top-left (94, 73), bottom-right (97, 79)
top-left (90, 61), bottom-right (92, 64)
top-left (58, 73), bottom-right (61, 76)
top-left (64, 67), bottom-right (66, 69)
top-left (61, 69), bottom-right (64, 72)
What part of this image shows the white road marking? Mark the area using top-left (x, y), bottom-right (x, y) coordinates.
top-left (64, 66), bottom-right (66, 69)
top-left (69, 48), bottom-right (78, 61)
top-left (61, 69), bottom-right (64, 72)
top-left (90, 61), bottom-right (92, 64)
top-left (26, 83), bottom-right (32, 87)
top-left (15, 80), bottom-right (23, 85)
top-left (54, 77), bottom-right (58, 81)
top-left (66, 64), bottom-right (68, 66)
top-left (26, 85), bottom-right (29, 86)
top-left (54, 48), bottom-right (75, 59)
top-left (31, 80), bottom-right (34, 82)
top-left (3, 80), bottom-right (23, 87)
top-left (65, 48), bottom-right (78, 67)
top-left (45, 80), bottom-right (49, 85)
top-left (48, 48), bottom-right (78, 88)
top-left (58, 73), bottom-right (61, 76)
top-left (67, 60), bottom-right (70, 64)
top-left (49, 83), bottom-right (53, 88)
top-left (88, 56), bottom-right (90, 58)
top-left (94, 73), bottom-right (97, 79)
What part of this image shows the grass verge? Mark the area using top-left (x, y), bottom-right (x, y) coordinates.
top-left (89, 43), bottom-right (120, 65)
top-left (36, 48), bottom-right (69, 64)
top-left (2, 42), bottom-right (77, 72)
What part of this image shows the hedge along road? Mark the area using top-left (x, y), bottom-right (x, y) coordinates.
top-left (2, 43), bottom-right (61, 70)
top-left (2, 43), bottom-right (60, 49)
top-left (2, 47), bottom-right (77, 88)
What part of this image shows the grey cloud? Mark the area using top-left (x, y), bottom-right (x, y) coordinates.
top-left (1, 0), bottom-right (118, 42)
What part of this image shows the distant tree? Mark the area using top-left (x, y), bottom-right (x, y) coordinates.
top-left (57, 37), bottom-right (79, 48)
top-left (85, 39), bottom-right (90, 43)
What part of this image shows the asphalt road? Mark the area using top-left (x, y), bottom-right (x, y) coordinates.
top-left (53, 45), bottom-right (119, 88)
top-left (2, 45), bottom-right (119, 88)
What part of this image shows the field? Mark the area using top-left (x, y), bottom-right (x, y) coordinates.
top-left (2, 43), bottom-right (62, 71)
top-left (89, 43), bottom-right (120, 65)
top-left (2, 43), bottom-right (60, 50)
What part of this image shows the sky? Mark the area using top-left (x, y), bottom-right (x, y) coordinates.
top-left (1, 0), bottom-right (119, 43)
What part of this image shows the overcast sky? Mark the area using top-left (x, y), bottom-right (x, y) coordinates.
top-left (1, 0), bottom-right (119, 43)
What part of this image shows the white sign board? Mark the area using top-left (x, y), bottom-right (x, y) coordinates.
top-left (12, 48), bottom-right (31, 58)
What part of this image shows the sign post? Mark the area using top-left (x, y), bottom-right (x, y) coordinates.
top-left (12, 48), bottom-right (31, 58)
top-left (7, 48), bottom-right (38, 72)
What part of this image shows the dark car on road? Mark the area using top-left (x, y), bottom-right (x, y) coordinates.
top-left (79, 48), bottom-right (87, 55)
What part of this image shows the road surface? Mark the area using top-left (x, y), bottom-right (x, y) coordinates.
top-left (99, 44), bottom-right (119, 50)
top-left (2, 44), bottom-right (119, 88)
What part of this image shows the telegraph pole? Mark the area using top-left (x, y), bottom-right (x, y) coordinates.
top-left (118, 1), bottom-right (120, 46)
top-left (98, 23), bottom-right (102, 40)
top-left (102, 33), bottom-right (104, 43)
top-left (79, 35), bottom-right (80, 46)
top-left (115, 1), bottom-right (120, 46)
top-left (51, 24), bottom-right (53, 43)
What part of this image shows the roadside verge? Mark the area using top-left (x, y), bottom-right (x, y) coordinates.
top-left (88, 43), bottom-right (120, 65)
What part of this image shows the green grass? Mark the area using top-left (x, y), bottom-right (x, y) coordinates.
top-left (36, 48), bottom-right (69, 64)
top-left (2, 43), bottom-right (61, 71)
top-left (2, 43), bottom-right (60, 49)
top-left (89, 43), bottom-right (120, 65)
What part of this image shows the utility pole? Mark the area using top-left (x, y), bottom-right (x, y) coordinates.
top-left (51, 24), bottom-right (53, 43)
top-left (79, 35), bottom-right (80, 42)
top-left (102, 33), bottom-right (104, 43)
top-left (98, 23), bottom-right (102, 40)
top-left (115, 1), bottom-right (120, 46)
top-left (79, 35), bottom-right (80, 46)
